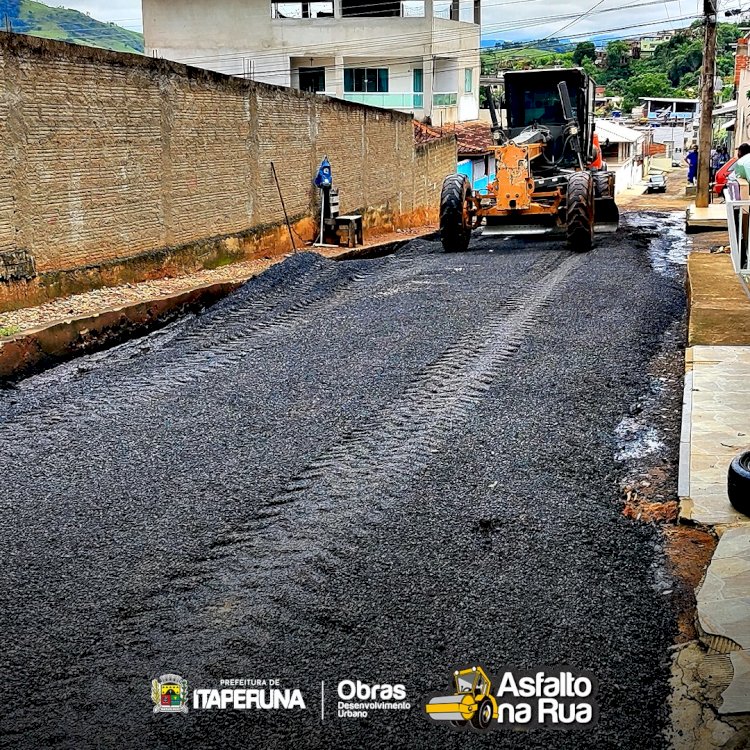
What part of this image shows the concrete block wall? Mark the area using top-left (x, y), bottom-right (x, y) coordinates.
top-left (0, 33), bottom-right (456, 310)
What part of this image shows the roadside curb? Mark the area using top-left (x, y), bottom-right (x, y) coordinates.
top-left (0, 281), bottom-right (242, 383)
top-left (0, 232), bottom-right (435, 384)
top-left (674, 250), bottom-right (750, 730)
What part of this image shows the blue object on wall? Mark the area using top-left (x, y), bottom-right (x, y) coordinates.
top-left (314, 156), bottom-right (333, 188)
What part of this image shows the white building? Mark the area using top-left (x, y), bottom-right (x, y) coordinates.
top-left (595, 119), bottom-right (646, 194)
top-left (734, 38), bottom-right (750, 147)
top-left (640, 96), bottom-right (700, 124)
top-left (142, 0), bottom-right (481, 123)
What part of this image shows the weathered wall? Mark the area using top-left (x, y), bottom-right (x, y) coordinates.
top-left (0, 33), bottom-right (455, 310)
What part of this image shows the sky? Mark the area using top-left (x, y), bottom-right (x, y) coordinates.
top-left (57, 0), bottom-right (745, 42)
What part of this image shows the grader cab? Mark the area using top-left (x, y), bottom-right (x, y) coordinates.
top-left (440, 68), bottom-right (619, 253)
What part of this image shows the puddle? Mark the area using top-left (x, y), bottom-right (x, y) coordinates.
top-left (615, 416), bottom-right (665, 462)
top-left (624, 211), bottom-right (690, 280)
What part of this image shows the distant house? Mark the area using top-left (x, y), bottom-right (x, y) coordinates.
top-left (453, 122), bottom-right (496, 190)
top-left (713, 99), bottom-right (737, 154)
top-left (734, 38), bottom-right (750, 145)
top-left (595, 119), bottom-right (646, 194)
top-left (415, 120), bottom-right (495, 188)
top-left (639, 31), bottom-right (675, 59)
top-left (640, 96), bottom-right (700, 123)
top-left (142, 0), bottom-right (481, 123)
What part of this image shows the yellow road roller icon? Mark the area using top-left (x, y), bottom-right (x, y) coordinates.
top-left (425, 666), bottom-right (498, 731)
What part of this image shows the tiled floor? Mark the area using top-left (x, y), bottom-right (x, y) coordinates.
top-left (696, 527), bottom-right (750, 714)
top-left (680, 346), bottom-right (750, 525)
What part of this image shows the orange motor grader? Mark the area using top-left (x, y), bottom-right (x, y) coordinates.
top-left (440, 68), bottom-right (619, 253)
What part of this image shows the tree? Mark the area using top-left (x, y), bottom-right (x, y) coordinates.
top-left (605, 78), bottom-right (627, 96)
top-left (665, 40), bottom-right (703, 86)
top-left (605, 40), bottom-right (630, 67)
top-left (581, 57), bottom-right (597, 78)
top-left (600, 40), bottom-right (631, 84)
top-left (573, 41), bottom-right (596, 66)
top-left (622, 72), bottom-right (672, 111)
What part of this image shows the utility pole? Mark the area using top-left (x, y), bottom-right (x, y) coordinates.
top-left (696, 0), bottom-right (717, 208)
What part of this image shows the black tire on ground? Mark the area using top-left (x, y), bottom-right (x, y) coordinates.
top-left (728, 451), bottom-right (750, 516)
top-left (440, 174), bottom-right (472, 253)
top-left (566, 171), bottom-right (594, 252)
top-left (470, 699), bottom-right (493, 730)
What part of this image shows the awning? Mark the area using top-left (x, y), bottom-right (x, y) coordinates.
top-left (713, 100), bottom-right (738, 117)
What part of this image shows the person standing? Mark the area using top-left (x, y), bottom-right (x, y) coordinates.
top-left (711, 147), bottom-right (721, 183)
top-left (685, 145), bottom-right (698, 185)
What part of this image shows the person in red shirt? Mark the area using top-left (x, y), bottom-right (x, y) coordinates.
top-left (590, 133), bottom-right (604, 170)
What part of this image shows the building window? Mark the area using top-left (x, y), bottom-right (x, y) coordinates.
top-left (341, 0), bottom-right (398, 16)
top-left (413, 68), bottom-right (424, 108)
top-left (432, 1), bottom-right (450, 17)
top-left (413, 68), bottom-right (423, 93)
top-left (344, 68), bottom-right (389, 93)
top-left (341, 0), bottom-right (424, 15)
top-left (299, 67), bottom-right (326, 93)
top-left (272, 1), bottom-right (333, 18)
top-left (464, 67), bottom-right (473, 94)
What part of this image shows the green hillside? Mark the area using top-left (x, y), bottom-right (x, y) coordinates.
top-left (482, 22), bottom-right (742, 110)
top-left (1, 0), bottom-right (144, 54)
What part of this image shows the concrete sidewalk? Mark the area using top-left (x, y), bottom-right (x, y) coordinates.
top-left (679, 251), bottom-right (750, 725)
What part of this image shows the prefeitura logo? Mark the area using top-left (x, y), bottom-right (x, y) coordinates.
top-left (424, 665), bottom-right (598, 731)
top-left (151, 674), bottom-right (189, 714)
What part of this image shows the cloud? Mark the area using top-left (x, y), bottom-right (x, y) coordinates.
top-left (481, 0), bottom-right (700, 42)
top-left (59, 1), bottom-right (143, 31)
top-left (56, 0), bottom-right (741, 42)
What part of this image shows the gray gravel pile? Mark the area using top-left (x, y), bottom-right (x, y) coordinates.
top-left (0, 219), bottom-right (685, 749)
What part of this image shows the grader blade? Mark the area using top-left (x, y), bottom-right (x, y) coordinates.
top-left (594, 197), bottom-right (620, 234)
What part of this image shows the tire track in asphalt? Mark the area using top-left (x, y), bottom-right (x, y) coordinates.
top-left (138, 249), bottom-right (586, 645)
top-left (0, 251), bottom-right (419, 445)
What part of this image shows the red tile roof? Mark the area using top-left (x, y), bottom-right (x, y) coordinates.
top-left (451, 121), bottom-right (494, 155)
top-left (413, 120), bottom-right (444, 145)
top-left (414, 120), bottom-right (494, 155)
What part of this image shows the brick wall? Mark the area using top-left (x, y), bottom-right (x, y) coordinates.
top-left (0, 33), bottom-right (455, 306)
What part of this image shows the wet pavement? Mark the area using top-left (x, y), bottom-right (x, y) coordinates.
top-left (1, 214), bottom-right (687, 749)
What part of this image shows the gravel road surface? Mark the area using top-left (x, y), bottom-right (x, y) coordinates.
top-left (0, 214), bottom-right (686, 749)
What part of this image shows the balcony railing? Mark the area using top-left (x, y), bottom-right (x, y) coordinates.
top-left (342, 92), bottom-right (425, 109)
top-left (725, 195), bottom-right (750, 299)
top-left (432, 92), bottom-right (458, 107)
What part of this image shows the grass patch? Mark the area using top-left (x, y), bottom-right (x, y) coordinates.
top-left (8, 0), bottom-right (144, 55)
top-left (0, 325), bottom-right (21, 338)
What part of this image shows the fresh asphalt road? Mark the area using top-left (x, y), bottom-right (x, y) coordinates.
top-left (1, 214), bottom-right (686, 749)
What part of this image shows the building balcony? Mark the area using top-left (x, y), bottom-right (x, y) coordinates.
top-left (338, 91), bottom-right (458, 110)
top-left (342, 92), bottom-right (424, 109)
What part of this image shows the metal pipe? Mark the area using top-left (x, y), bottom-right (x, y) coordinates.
top-left (270, 161), bottom-right (296, 253)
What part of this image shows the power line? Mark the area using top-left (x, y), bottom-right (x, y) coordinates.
top-left (543, 0), bottom-right (609, 41)
top-left (167, 0), bottom-right (694, 68)
top-left (1, 0), bottom-right (714, 86)
top-left (159, 7), bottom-right (704, 77)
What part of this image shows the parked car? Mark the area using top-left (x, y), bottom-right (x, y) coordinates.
top-left (714, 157), bottom-right (737, 197)
top-left (647, 173), bottom-right (667, 193)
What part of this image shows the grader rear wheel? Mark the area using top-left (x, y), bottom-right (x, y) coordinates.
top-left (566, 171), bottom-right (594, 252)
top-left (440, 174), bottom-right (472, 253)
top-left (593, 171), bottom-right (611, 198)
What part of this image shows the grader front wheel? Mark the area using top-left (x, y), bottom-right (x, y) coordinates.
top-left (440, 174), bottom-right (472, 253)
top-left (566, 171), bottom-right (594, 253)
